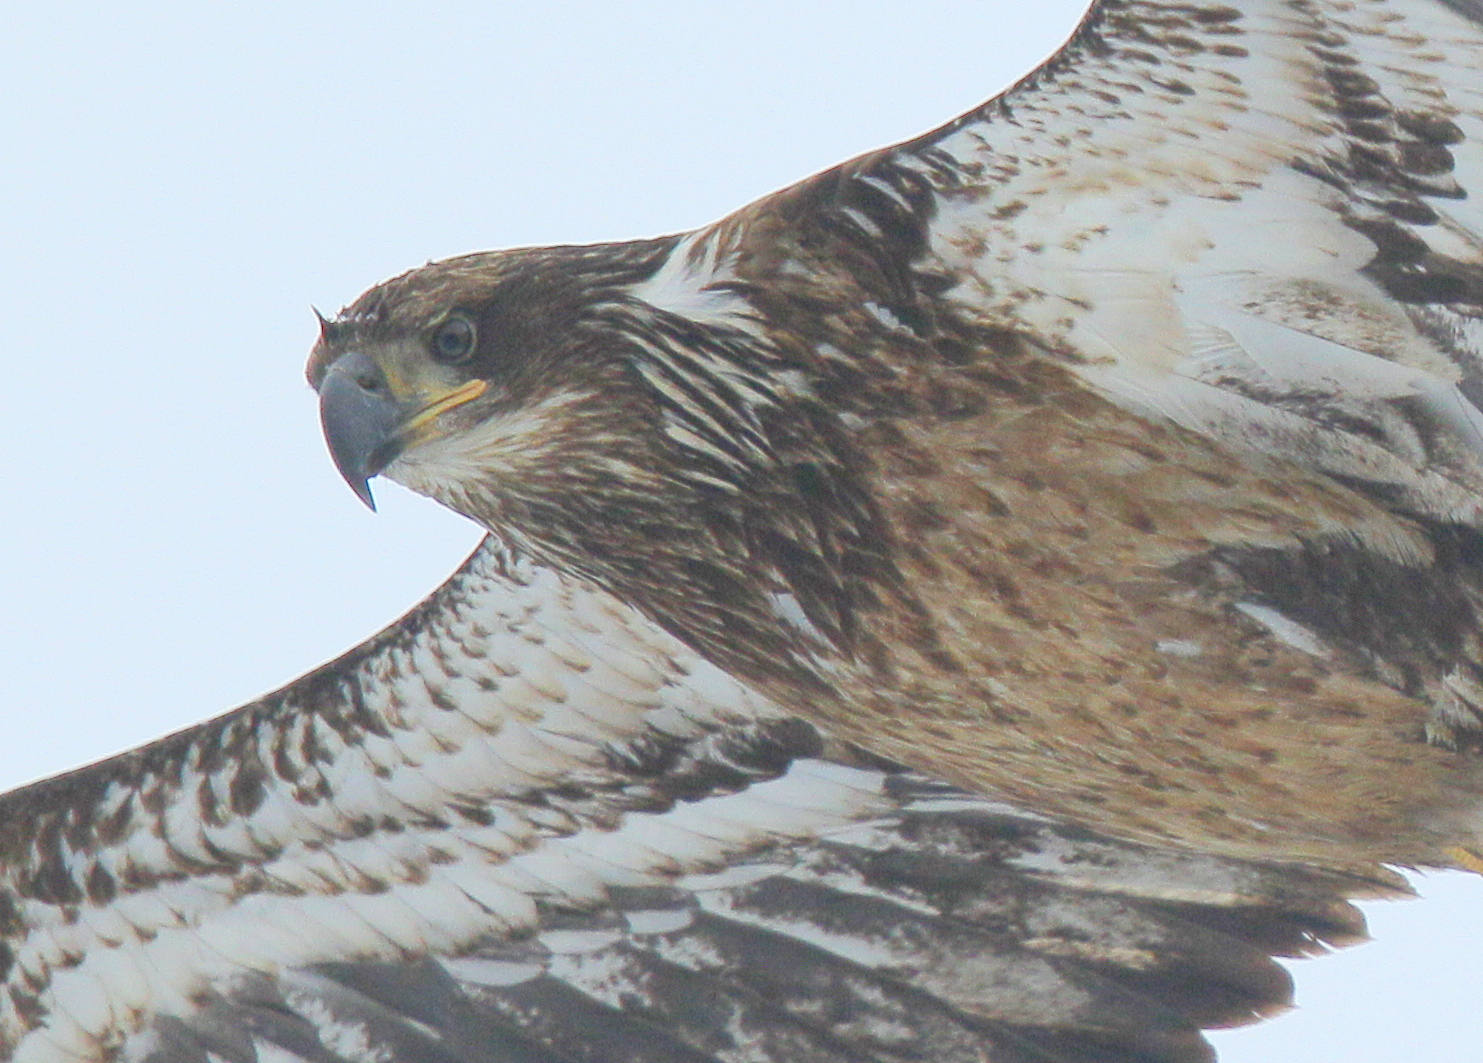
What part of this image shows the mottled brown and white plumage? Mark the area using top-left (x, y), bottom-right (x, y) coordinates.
top-left (11, 1), bottom-right (1483, 1060)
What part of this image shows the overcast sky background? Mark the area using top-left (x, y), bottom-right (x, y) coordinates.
top-left (1, 3), bottom-right (1479, 1060)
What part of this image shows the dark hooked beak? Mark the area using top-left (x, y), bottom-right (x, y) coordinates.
top-left (317, 351), bottom-right (406, 510)
top-left (318, 350), bottom-right (489, 510)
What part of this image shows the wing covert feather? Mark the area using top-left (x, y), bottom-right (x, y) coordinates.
top-left (710, 0), bottom-right (1483, 525)
top-left (0, 541), bottom-right (1386, 1063)
top-left (916, 0), bottom-right (1483, 523)
top-left (133, 779), bottom-right (1382, 1063)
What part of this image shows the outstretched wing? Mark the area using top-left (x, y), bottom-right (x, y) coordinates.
top-left (139, 780), bottom-right (1380, 1063)
top-left (693, 0), bottom-right (1483, 527)
top-left (948, 0), bottom-right (1483, 522)
top-left (0, 539), bottom-right (1389, 1063)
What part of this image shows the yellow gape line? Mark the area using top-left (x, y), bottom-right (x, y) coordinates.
top-left (404, 379), bottom-right (489, 436)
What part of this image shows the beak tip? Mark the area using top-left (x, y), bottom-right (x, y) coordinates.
top-left (319, 351), bottom-right (402, 515)
top-left (353, 479), bottom-right (378, 512)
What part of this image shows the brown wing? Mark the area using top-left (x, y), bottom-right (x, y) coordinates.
top-left (595, 0), bottom-right (1483, 869)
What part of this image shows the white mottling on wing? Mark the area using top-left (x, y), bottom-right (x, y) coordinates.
top-left (896, 795), bottom-right (1038, 818)
top-left (1235, 602), bottom-right (1331, 659)
top-left (677, 861), bottom-right (790, 893)
top-left (855, 173), bottom-right (916, 211)
top-left (767, 591), bottom-right (826, 645)
top-left (538, 928), bottom-right (625, 955)
top-left (284, 991), bottom-right (394, 1063)
top-left (1156, 639), bottom-right (1203, 658)
top-left (838, 206), bottom-right (884, 238)
top-left (624, 906), bottom-right (695, 935)
top-left (440, 956), bottom-right (544, 988)
top-left (253, 1041), bottom-right (314, 1063)
top-left (863, 301), bottom-right (912, 333)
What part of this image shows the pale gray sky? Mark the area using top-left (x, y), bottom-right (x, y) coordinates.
top-left (0, 4), bottom-right (1477, 1061)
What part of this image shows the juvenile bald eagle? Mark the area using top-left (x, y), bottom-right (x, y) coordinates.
top-left (10, 1), bottom-right (1483, 1060)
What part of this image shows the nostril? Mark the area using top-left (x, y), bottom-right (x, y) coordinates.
top-left (354, 368), bottom-right (386, 394)
top-left (320, 350), bottom-right (391, 401)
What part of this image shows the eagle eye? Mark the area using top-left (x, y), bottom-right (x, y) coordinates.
top-left (430, 315), bottom-right (477, 364)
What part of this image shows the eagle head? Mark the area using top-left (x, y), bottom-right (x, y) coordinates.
top-left (307, 234), bottom-right (896, 689)
top-left (308, 240), bottom-right (688, 524)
